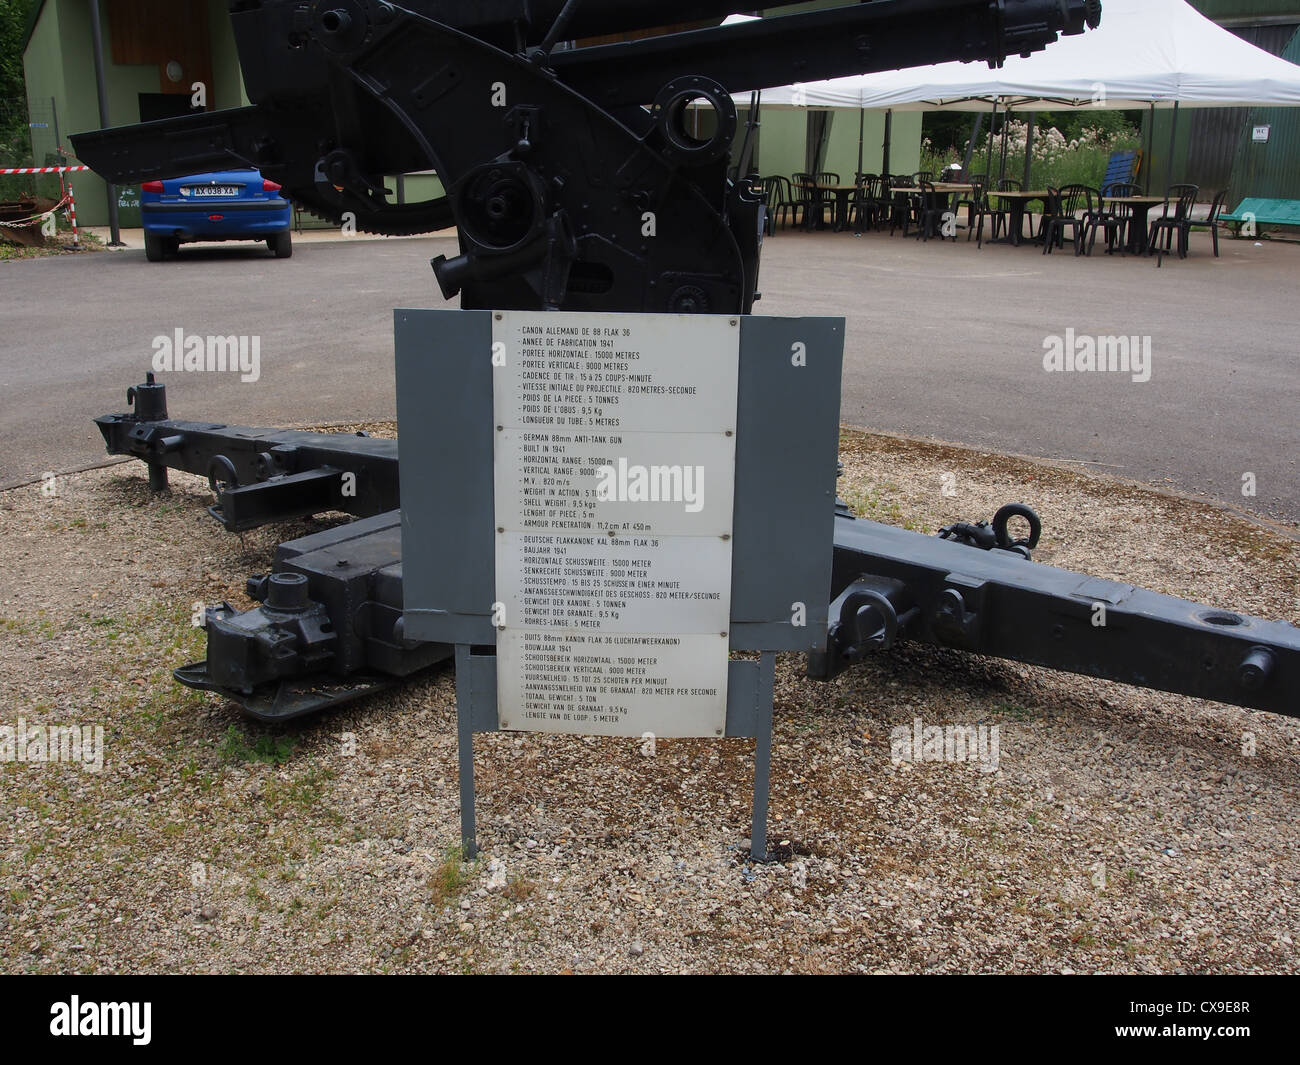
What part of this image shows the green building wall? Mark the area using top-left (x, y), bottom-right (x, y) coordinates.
top-left (209, 0), bottom-right (250, 111)
top-left (22, 0), bottom-right (248, 226)
top-left (20, 0), bottom-right (68, 203)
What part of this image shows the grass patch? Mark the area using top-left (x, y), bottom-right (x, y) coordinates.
top-left (993, 701), bottom-right (1038, 721)
top-left (218, 726), bottom-right (295, 766)
top-left (839, 484), bottom-right (926, 532)
top-left (428, 846), bottom-right (475, 908)
top-left (265, 766), bottom-right (335, 814)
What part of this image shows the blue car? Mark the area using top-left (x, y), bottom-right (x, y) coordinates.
top-left (140, 168), bottom-right (292, 261)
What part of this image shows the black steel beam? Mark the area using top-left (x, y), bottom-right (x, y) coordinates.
top-left (822, 510), bottom-right (1300, 718)
top-left (96, 405), bottom-right (400, 531)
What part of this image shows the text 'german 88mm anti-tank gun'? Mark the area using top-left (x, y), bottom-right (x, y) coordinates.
top-left (71, 1), bottom-right (1299, 736)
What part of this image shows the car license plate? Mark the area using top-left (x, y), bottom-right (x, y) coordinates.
top-left (185, 185), bottom-right (239, 198)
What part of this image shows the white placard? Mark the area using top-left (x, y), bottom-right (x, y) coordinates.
top-left (497, 631), bottom-right (730, 737)
top-left (492, 311), bottom-right (740, 737)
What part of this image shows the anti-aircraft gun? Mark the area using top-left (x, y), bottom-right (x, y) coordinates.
top-left (72, 0), bottom-right (1300, 726)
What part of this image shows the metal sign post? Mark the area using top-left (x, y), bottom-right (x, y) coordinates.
top-left (396, 309), bottom-right (844, 861)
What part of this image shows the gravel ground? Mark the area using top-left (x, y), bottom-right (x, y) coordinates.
top-left (1, 426), bottom-right (1297, 974)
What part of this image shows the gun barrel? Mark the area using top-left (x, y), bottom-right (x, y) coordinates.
top-left (553, 0), bottom-right (1100, 104)
top-left (373, 0), bottom-right (826, 44)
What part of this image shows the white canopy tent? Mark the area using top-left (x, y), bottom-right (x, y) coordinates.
top-left (746, 0), bottom-right (1300, 113)
top-left (736, 0), bottom-right (1300, 191)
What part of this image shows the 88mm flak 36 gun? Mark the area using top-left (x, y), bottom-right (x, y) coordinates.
top-left (72, 0), bottom-right (1299, 729)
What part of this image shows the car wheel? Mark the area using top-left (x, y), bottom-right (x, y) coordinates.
top-left (144, 233), bottom-right (166, 262)
top-left (269, 231), bottom-right (293, 258)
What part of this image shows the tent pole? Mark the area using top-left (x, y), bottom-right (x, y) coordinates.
top-left (1166, 100), bottom-right (1180, 191)
top-left (882, 109), bottom-right (892, 178)
top-left (857, 107), bottom-right (864, 177)
top-left (961, 112), bottom-right (984, 176)
top-left (998, 105), bottom-right (1010, 183)
top-left (985, 100), bottom-right (997, 180)
top-left (1145, 103), bottom-right (1154, 193)
top-left (1022, 112), bottom-right (1035, 188)
top-left (735, 91), bottom-right (761, 181)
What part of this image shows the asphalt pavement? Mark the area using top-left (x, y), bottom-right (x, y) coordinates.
top-left (2, 225), bottom-right (1296, 523)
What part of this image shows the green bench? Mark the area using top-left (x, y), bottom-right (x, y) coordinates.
top-left (1220, 198), bottom-right (1300, 235)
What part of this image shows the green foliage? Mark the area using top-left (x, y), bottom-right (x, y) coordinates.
top-left (218, 726), bottom-right (296, 766)
top-left (924, 109), bottom-right (1142, 155)
top-left (1, 1), bottom-right (39, 199)
top-left (428, 846), bottom-right (475, 908)
top-left (922, 117), bottom-right (1141, 190)
top-left (0, 1), bottom-right (37, 111)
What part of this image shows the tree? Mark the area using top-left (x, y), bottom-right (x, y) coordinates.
top-left (0, 0), bottom-right (37, 112)
top-left (1, 0), bottom-right (37, 192)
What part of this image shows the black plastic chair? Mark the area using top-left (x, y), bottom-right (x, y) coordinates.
top-left (1149, 184), bottom-right (1199, 265)
top-left (1196, 187), bottom-right (1231, 258)
top-left (1041, 185), bottom-right (1096, 255)
top-left (914, 181), bottom-right (951, 242)
top-left (811, 172), bottom-right (840, 226)
top-left (997, 177), bottom-right (1034, 241)
top-left (1087, 182), bottom-right (1141, 255)
top-left (791, 172), bottom-right (818, 230)
top-left (885, 176), bottom-right (914, 236)
top-left (954, 173), bottom-right (987, 231)
top-left (870, 174), bottom-right (898, 232)
top-left (969, 183), bottom-right (1010, 249)
top-left (761, 176), bottom-right (800, 233)
top-left (850, 174), bottom-right (880, 234)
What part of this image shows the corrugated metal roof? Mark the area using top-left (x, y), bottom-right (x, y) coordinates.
top-left (1194, 1), bottom-right (1300, 20)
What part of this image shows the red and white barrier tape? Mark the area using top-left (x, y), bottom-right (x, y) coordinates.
top-left (0, 165), bottom-right (90, 175)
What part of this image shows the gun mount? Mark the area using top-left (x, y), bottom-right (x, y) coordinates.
top-left (72, 1), bottom-right (1299, 728)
